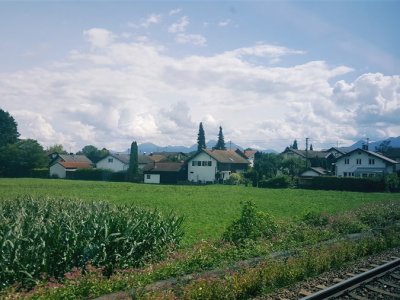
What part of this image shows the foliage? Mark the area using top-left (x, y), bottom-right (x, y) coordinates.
top-left (0, 108), bottom-right (19, 147)
top-left (281, 157), bottom-right (307, 178)
top-left (385, 173), bottom-right (400, 192)
top-left (72, 168), bottom-right (113, 181)
top-left (307, 176), bottom-right (386, 192)
top-left (292, 139), bottom-right (298, 150)
top-left (258, 175), bottom-right (292, 188)
top-left (127, 141), bottom-right (139, 182)
top-left (253, 153), bottom-right (282, 180)
top-left (45, 144), bottom-right (68, 155)
top-left (30, 168), bottom-right (49, 179)
top-left (76, 145), bottom-right (109, 163)
top-left (213, 126), bottom-right (226, 150)
top-left (0, 196), bottom-right (184, 290)
top-left (223, 201), bottom-right (278, 245)
top-left (301, 211), bottom-right (330, 227)
top-left (197, 122), bottom-right (206, 152)
top-left (225, 173), bottom-right (242, 185)
top-left (0, 139), bottom-right (47, 177)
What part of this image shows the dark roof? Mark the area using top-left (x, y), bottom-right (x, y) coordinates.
top-left (58, 161), bottom-right (93, 169)
top-left (379, 148), bottom-right (400, 160)
top-left (143, 162), bottom-right (184, 173)
top-left (58, 154), bottom-right (92, 163)
top-left (106, 153), bottom-right (154, 165)
top-left (202, 149), bottom-right (250, 164)
top-left (337, 148), bottom-right (398, 164)
top-left (281, 148), bottom-right (329, 159)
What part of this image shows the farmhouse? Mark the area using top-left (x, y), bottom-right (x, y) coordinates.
top-left (335, 148), bottom-right (398, 178)
top-left (143, 162), bottom-right (186, 184)
top-left (49, 153), bottom-right (93, 178)
top-left (96, 153), bottom-right (153, 172)
top-left (188, 149), bottom-right (250, 183)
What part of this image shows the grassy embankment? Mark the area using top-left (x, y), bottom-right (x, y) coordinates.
top-left (1, 178), bottom-right (400, 246)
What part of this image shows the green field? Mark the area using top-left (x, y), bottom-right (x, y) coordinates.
top-left (1, 178), bottom-right (400, 245)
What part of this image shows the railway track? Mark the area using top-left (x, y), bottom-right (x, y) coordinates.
top-left (300, 257), bottom-right (400, 300)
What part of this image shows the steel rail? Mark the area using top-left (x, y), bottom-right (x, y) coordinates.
top-left (300, 257), bottom-right (400, 300)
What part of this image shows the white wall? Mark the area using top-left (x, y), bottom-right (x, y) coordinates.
top-left (144, 173), bottom-right (160, 184)
top-left (96, 155), bottom-right (128, 172)
top-left (301, 170), bottom-right (320, 177)
top-left (336, 151), bottom-right (394, 177)
top-left (188, 152), bottom-right (217, 183)
top-left (50, 163), bottom-right (66, 178)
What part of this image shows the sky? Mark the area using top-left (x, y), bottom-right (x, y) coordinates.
top-left (0, 0), bottom-right (399, 152)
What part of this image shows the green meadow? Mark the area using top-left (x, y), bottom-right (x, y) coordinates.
top-left (1, 178), bottom-right (399, 246)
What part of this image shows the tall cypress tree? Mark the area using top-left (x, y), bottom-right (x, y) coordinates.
top-left (127, 141), bottom-right (138, 182)
top-left (214, 126), bottom-right (226, 150)
top-left (197, 122), bottom-right (206, 152)
top-left (292, 139), bottom-right (298, 150)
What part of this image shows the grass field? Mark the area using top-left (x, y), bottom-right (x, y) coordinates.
top-left (1, 178), bottom-right (400, 246)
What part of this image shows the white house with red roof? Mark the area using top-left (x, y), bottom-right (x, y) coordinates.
top-left (49, 153), bottom-right (93, 178)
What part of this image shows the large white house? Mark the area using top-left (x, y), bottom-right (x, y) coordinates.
top-left (49, 153), bottom-right (93, 178)
top-left (335, 148), bottom-right (398, 178)
top-left (188, 149), bottom-right (250, 183)
top-left (96, 153), bottom-right (153, 172)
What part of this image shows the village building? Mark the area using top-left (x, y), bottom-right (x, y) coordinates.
top-left (49, 153), bottom-right (93, 178)
top-left (143, 162), bottom-right (186, 184)
top-left (96, 153), bottom-right (153, 172)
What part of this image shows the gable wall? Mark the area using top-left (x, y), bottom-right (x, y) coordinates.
top-left (96, 155), bottom-right (128, 172)
top-left (188, 152), bottom-right (217, 183)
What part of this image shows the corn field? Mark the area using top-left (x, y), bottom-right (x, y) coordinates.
top-left (0, 196), bottom-right (184, 290)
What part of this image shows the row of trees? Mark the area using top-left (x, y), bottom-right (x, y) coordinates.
top-left (197, 122), bottom-right (226, 151)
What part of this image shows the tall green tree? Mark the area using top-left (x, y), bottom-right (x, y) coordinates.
top-left (281, 157), bottom-right (306, 178)
top-left (213, 126), bottom-right (226, 150)
top-left (292, 139), bottom-right (298, 150)
top-left (46, 144), bottom-right (68, 155)
top-left (77, 145), bottom-right (109, 163)
top-left (127, 141), bottom-right (139, 182)
top-left (197, 122), bottom-right (206, 152)
top-left (0, 109), bottom-right (20, 147)
top-left (0, 139), bottom-right (47, 177)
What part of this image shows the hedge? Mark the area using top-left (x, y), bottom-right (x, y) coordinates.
top-left (306, 176), bottom-right (385, 192)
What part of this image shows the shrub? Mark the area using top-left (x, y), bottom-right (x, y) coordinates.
top-left (385, 173), bottom-right (400, 192)
top-left (225, 173), bottom-right (243, 185)
top-left (222, 201), bottom-right (278, 245)
top-left (72, 168), bottom-right (113, 181)
top-left (308, 176), bottom-right (385, 192)
top-left (301, 211), bottom-right (330, 227)
top-left (258, 176), bottom-right (292, 189)
top-left (0, 196), bottom-right (184, 290)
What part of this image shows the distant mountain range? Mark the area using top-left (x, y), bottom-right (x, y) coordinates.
top-left (122, 136), bottom-right (400, 155)
top-left (343, 136), bottom-right (400, 152)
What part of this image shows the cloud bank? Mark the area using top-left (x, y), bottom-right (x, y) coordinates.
top-left (0, 27), bottom-right (399, 152)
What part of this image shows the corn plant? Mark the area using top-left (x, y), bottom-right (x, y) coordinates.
top-left (0, 196), bottom-right (184, 290)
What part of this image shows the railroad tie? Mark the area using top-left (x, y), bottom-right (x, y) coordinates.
top-left (365, 284), bottom-right (400, 298)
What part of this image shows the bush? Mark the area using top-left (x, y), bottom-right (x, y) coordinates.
top-left (108, 171), bottom-right (127, 182)
top-left (0, 196), bottom-right (184, 290)
top-left (30, 168), bottom-right (49, 178)
top-left (258, 176), bottom-right (292, 189)
top-left (301, 211), bottom-right (330, 227)
top-left (385, 173), bottom-right (400, 192)
top-left (222, 201), bottom-right (278, 245)
top-left (225, 173), bottom-right (243, 185)
top-left (307, 176), bottom-right (385, 192)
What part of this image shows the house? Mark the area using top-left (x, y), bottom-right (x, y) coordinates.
top-left (300, 167), bottom-right (331, 177)
top-left (143, 162), bottom-right (186, 184)
top-left (335, 148), bottom-right (398, 178)
top-left (49, 153), bottom-right (93, 178)
top-left (242, 149), bottom-right (259, 167)
top-left (96, 153), bottom-right (153, 172)
top-left (188, 149), bottom-right (250, 183)
top-left (376, 148), bottom-right (400, 172)
top-left (149, 152), bottom-right (188, 162)
top-left (281, 147), bottom-right (345, 171)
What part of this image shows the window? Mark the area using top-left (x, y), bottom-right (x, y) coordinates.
top-left (344, 172), bottom-right (347, 177)
top-left (369, 159), bottom-right (375, 165)
top-left (202, 161), bottom-right (207, 166)
top-left (192, 161), bottom-right (196, 166)
top-left (197, 161), bottom-right (201, 166)
top-left (344, 158), bottom-right (349, 164)
top-left (356, 159), bottom-right (362, 165)
top-left (146, 174), bottom-right (151, 179)
top-left (108, 158), bottom-right (113, 163)
top-left (208, 161), bottom-right (212, 166)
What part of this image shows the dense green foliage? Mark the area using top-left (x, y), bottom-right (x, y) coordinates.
top-left (127, 141), bottom-right (139, 182)
top-left (197, 122), bottom-right (206, 151)
top-left (213, 126), bottom-right (226, 150)
top-left (258, 175), bottom-right (292, 188)
top-left (1, 179), bottom-right (400, 245)
top-left (8, 201), bottom-right (400, 299)
top-left (72, 168), bottom-right (113, 181)
top-left (223, 201), bottom-right (278, 245)
top-left (0, 139), bottom-right (47, 177)
top-left (307, 176), bottom-right (386, 192)
top-left (0, 196), bottom-right (183, 289)
top-left (76, 145), bottom-right (109, 163)
top-left (0, 108), bottom-right (19, 147)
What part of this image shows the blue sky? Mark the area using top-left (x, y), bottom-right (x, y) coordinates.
top-left (0, 1), bottom-right (399, 151)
